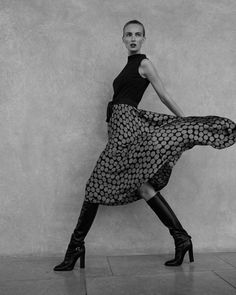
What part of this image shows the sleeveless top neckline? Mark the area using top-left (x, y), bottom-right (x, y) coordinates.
top-left (128, 53), bottom-right (146, 62)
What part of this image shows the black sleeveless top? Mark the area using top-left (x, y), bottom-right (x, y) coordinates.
top-left (106, 54), bottom-right (150, 122)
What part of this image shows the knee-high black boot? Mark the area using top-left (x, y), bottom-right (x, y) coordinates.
top-left (147, 192), bottom-right (194, 266)
top-left (54, 201), bottom-right (99, 271)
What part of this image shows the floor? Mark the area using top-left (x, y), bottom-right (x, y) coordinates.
top-left (0, 252), bottom-right (236, 295)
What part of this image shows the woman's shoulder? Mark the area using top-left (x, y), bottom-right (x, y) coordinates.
top-left (139, 57), bottom-right (159, 79)
top-left (140, 57), bottom-right (155, 71)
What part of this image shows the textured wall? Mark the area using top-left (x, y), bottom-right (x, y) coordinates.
top-left (0, 0), bottom-right (235, 256)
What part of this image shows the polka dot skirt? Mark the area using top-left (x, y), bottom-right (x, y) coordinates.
top-left (85, 104), bottom-right (236, 206)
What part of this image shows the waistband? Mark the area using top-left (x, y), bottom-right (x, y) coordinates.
top-left (106, 101), bottom-right (138, 123)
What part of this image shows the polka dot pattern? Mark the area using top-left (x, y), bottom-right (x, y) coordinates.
top-left (85, 104), bottom-right (236, 206)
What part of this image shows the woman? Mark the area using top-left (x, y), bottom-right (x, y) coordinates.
top-left (54, 20), bottom-right (236, 271)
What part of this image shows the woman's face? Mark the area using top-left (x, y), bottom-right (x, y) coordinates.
top-left (122, 24), bottom-right (145, 54)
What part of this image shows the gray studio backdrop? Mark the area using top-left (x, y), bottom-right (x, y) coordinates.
top-left (0, 0), bottom-right (235, 256)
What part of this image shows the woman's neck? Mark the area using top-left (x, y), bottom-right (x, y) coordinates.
top-left (128, 50), bottom-right (141, 56)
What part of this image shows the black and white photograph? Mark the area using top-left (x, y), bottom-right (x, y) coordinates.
top-left (0, 0), bottom-right (236, 294)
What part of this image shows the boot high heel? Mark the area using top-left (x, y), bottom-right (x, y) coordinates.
top-left (54, 244), bottom-right (85, 271)
top-left (165, 238), bottom-right (194, 266)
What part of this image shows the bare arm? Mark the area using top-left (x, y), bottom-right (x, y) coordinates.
top-left (139, 59), bottom-right (185, 117)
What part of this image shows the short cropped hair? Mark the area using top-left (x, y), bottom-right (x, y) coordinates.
top-left (123, 20), bottom-right (145, 37)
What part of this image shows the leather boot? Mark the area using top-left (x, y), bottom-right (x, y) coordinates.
top-left (147, 192), bottom-right (194, 266)
top-left (54, 201), bottom-right (99, 271)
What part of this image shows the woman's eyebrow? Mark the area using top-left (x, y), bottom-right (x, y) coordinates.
top-left (125, 31), bottom-right (142, 34)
